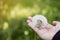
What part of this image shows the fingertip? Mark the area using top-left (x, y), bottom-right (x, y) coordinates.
top-left (27, 20), bottom-right (29, 23)
top-left (53, 21), bottom-right (59, 23)
top-left (53, 21), bottom-right (57, 23)
top-left (28, 16), bottom-right (32, 19)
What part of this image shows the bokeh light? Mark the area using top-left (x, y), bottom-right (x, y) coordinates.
top-left (24, 31), bottom-right (29, 36)
top-left (3, 22), bottom-right (9, 30)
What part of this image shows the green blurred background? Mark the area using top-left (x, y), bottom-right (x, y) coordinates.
top-left (0, 0), bottom-right (60, 40)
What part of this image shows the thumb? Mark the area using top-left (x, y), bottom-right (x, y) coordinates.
top-left (52, 21), bottom-right (59, 26)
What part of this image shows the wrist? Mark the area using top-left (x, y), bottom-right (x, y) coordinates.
top-left (52, 30), bottom-right (60, 40)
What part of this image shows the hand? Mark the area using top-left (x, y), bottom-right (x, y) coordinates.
top-left (27, 16), bottom-right (60, 40)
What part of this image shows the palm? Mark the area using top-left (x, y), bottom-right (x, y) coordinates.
top-left (28, 22), bottom-right (57, 40)
top-left (39, 28), bottom-right (56, 40)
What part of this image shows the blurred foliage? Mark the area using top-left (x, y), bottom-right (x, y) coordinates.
top-left (0, 0), bottom-right (60, 40)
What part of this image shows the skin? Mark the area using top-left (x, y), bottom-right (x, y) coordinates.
top-left (27, 16), bottom-right (60, 40)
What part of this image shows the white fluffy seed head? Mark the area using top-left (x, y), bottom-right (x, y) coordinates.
top-left (32, 15), bottom-right (48, 28)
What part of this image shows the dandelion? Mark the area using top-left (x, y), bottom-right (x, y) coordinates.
top-left (32, 15), bottom-right (48, 29)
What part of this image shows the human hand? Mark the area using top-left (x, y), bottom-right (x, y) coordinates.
top-left (27, 16), bottom-right (60, 40)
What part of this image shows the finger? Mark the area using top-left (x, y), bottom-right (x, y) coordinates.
top-left (52, 21), bottom-right (60, 26)
top-left (27, 16), bottom-right (32, 22)
top-left (28, 16), bottom-right (32, 20)
top-left (27, 20), bottom-right (32, 23)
